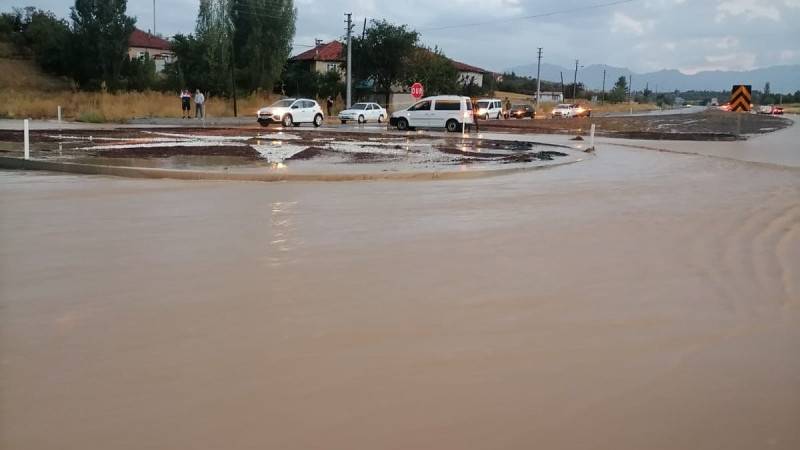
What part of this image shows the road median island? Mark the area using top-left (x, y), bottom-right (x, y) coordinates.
top-left (480, 110), bottom-right (792, 140)
top-left (0, 127), bottom-right (588, 181)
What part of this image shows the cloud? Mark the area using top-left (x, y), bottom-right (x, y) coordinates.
top-left (682, 52), bottom-right (758, 74)
top-left (610, 12), bottom-right (653, 35)
top-left (715, 0), bottom-right (781, 22)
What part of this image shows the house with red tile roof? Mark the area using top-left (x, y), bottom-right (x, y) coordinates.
top-left (127, 28), bottom-right (174, 72)
top-left (290, 41), bottom-right (345, 76)
top-left (450, 59), bottom-right (489, 88)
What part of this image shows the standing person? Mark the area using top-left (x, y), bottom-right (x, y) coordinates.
top-left (194, 89), bottom-right (205, 119)
top-left (326, 96), bottom-right (334, 117)
top-left (180, 89), bottom-right (191, 119)
top-left (472, 97), bottom-right (480, 133)
top-left (504, 97), bottom-right (511, 119)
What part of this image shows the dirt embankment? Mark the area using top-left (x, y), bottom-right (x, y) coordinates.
top-left (480, 110), bottom-right (793, 140)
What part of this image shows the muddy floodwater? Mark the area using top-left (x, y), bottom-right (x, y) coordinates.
top-left (1, 123), bottom-right (800, 450)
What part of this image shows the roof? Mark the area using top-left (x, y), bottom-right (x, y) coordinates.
top-left (128, 29), bottom-right (171, 51)
top-left (291, 41), bottom-right (344, 62)
top-left (450, 59), bottom-right (488, 74)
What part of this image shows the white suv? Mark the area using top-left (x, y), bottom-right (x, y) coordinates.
top-left (389, 96), bottom-right (474, 132)
top-left (476, 98), bottom-right (503, 120)
top-left (257, 98), bottom-right (324, 127)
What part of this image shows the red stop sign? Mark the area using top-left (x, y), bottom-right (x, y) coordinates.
top-left (411, 82), bottom-right (424, 99)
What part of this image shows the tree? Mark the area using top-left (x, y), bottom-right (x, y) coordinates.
top-left (70, 0), bottom-right (136, 90)
top-left (404, 46), bottom-right (459, 96)
top-left (350, 20), bottom-right (419, 106)
top-left (25, 9), bottom-right (71, 76)
top-left (196, 0), bottom-right (233, 95)
top-left (608, 76), bottom-right (628, 103)
top-left (231, 0), bottom-right (296, 93)
top-left (164, 33), bottom-right (211, 91)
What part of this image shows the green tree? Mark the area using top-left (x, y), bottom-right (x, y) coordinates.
top-left (230, 0), bottom-right (296, 93)
top-left (608, 76), bottom-right (628, 103)
top-left (25, 9), bottom-right (71, 76)
top-left (70, 0), bottom-right (136, 90)
top-left (350, 20), bottom-right (419, 106)
top-left (404, 46), bottom-right (459, 96)
top-left (163, 33), bottom-right (211, 91)
top-left (196, 0), bottom-right (233, 95)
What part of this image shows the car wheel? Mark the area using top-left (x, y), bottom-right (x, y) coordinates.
top-left (483, 113), bottom-right (489, 120)
top-left (378, 115), bottom-right (384, 123)
top-left (397, 118), bottom-right (409, 131)
top-left (282, 114), bottom-right (293, 127)
top-left (313, 114), bottom-right (323, 128)
top-left (259, 121), bottom-right (270, 128)
top-left (445, 119), bottom-right (459, 132)
top-left (340, 119), bottom-right (347, 124)
top-left (357, 115), bottom-right (365, 124)
top-left (497, 112), bottom-right (502, 120)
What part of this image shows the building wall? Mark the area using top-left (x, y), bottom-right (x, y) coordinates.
top-left (458, 71), bottom-right (484, 88)
top-left (127, 47), bottom-right (175, 72)
top-left (312, 61), bottom-right (345, 81)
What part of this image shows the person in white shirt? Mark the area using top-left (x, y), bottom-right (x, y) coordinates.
top-left (194, 89), bottom-right (205, 119)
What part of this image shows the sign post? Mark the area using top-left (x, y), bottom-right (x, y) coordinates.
top-left (729, 85), bottom-right (752, 112)
top-left (24, 119), bottom-right (30, 160)
top-left (410, 82), bottom-right (424, 100)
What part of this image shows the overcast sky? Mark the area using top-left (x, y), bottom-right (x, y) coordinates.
top-left (8, 0), bottom-right (800, 73)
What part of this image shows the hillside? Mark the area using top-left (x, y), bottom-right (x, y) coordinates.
top-left (506, 62), bottom-right (800, 93)
top-left (0, 44), bottom-right (72, 91)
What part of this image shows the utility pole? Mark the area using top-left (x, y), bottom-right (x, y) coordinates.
top-left (572, 59), bottom-right (579, 103)
top-left (628, 74), bottom-right (633, 103)
top-left (601, 69), bottom-right (606, 105)
top-left (362, 17), bottom-right (367, 39)
top-left (535, 47), bottom-right (542, 112)
top-left (560, 71), bottom-right (564, 100)
top-left (345, 13), bottom-right (353, 109)
top-left (153, 0), bottom-right (156, 36)
top-left (230, 41), bottom-right (237, 117)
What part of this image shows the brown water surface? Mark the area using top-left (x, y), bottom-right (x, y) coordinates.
top-left (1, 139), bottom-right (799, 449)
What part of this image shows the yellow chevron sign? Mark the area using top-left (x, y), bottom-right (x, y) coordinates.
top-left (729, 85), bottom-right (751, 112)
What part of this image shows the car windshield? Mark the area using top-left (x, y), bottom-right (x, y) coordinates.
top-left (512, 105), bottom-right (527, 109)
top-left (477, 101), bottom-right (490, 108)
top-left (352, 103), bottom-right (368, 110)
top-left (556, 104), bottom-right (572, 108)
top-left (272, 99), bottom-right (295, 108)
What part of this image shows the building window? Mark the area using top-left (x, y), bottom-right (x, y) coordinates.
top-left (327, 63), bottom-right (338, 72)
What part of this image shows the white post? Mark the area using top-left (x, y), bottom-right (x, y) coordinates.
top-left (24, 119), bottom-right (30, 160)
top-left (590, 123), bottom-right (596, 150)
top-left (57, 105), bottom-right (62, 123)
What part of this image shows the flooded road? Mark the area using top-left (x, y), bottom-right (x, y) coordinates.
top-left (1, 132), bottom-right (800, 449)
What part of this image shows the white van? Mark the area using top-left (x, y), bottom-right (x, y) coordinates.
top-left (476, 98), bottom-right (503, 120)
top-left (389, 96), bottom-right (474, 132)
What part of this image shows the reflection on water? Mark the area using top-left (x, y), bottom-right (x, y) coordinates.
top-left (269, 201), bottom-right (302, 267)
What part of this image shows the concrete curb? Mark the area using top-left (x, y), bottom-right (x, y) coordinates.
top-left (0, 155), bottom-right (587, 182)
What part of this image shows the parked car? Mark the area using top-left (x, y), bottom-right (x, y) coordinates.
top-left (476, 98), bottom-right (504, 120)
top-left (338, 102), bottom-right (387, 124)
top-left (551, 103), bottom-right (591, 118)
top-left (389, 95), bottom-right (474, 132)
top-left (257, 98), bottom-right (324, 127)
top-left (507, 104), bottom-right (535, 119)
top-left (758, 105), bottom-right (784, 115)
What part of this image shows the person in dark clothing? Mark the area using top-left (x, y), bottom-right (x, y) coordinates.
top-left (180, 89), bottom-right (191, 119)
top-left (326, 96), bottom-right (334, 117)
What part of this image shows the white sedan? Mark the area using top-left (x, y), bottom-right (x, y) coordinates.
top-left (338, 102), bottom-right (387, 124)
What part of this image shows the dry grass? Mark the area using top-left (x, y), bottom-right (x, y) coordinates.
top-left (0, 57), bottom-right (72, 91)
top-left (0, 89), bottom-right (279, 122)
top-left (780, 103), bottom-right (800, 114)
top-left (493, 90), bottom-right (659, 115)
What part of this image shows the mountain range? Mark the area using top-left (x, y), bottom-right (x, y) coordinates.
top-left (505, 63), bottom-right (800, 93)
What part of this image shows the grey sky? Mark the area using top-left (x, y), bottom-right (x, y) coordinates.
top-left (7, 0), bottom-right (800, 73)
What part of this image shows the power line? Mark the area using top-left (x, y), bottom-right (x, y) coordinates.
top-left (418, 0), bottom-right (638, 32)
